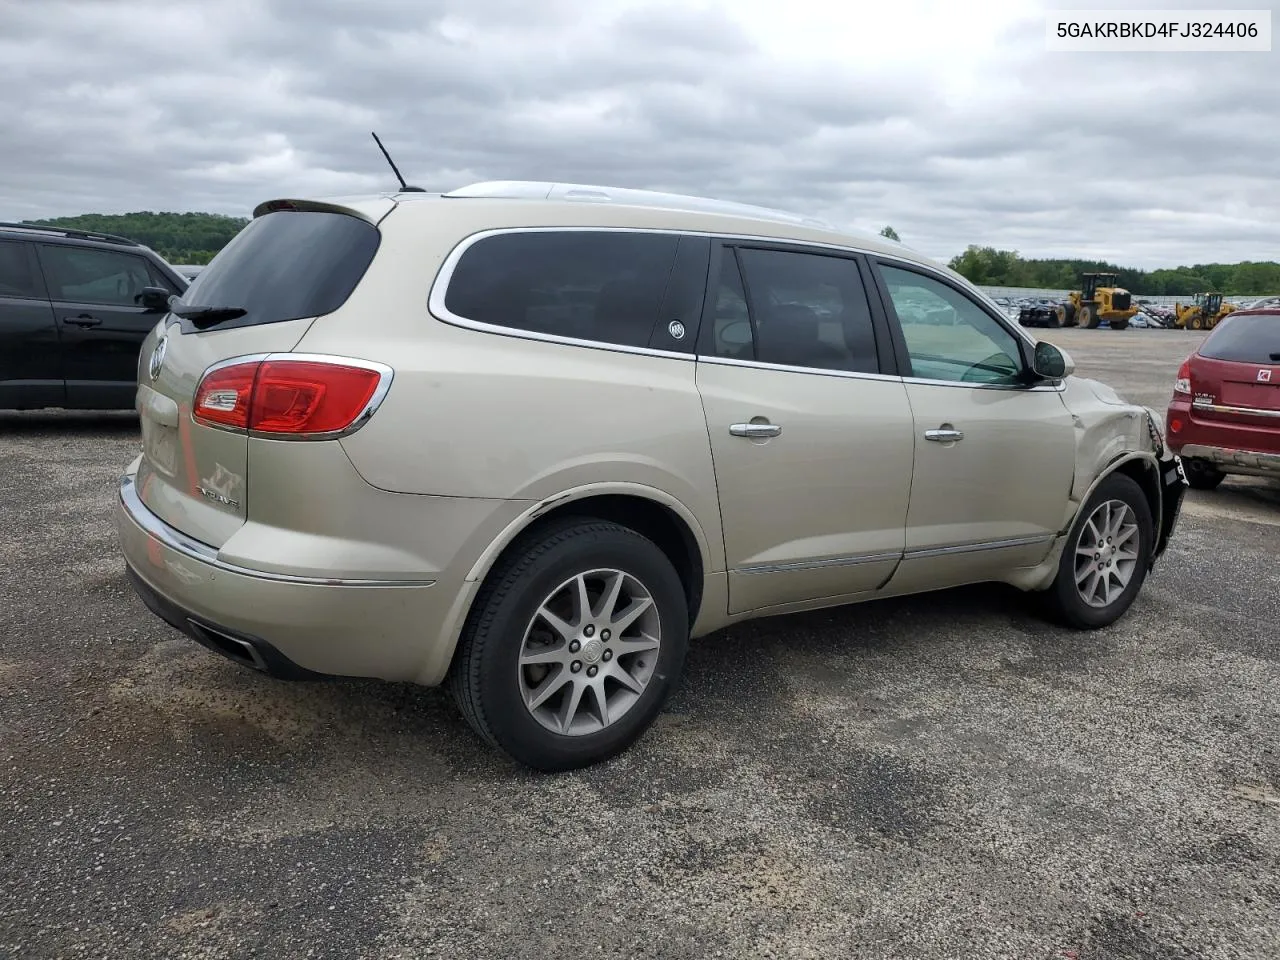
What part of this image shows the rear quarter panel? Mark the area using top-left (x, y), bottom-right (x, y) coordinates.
top-left (293, 200), bottom-right (726, 574)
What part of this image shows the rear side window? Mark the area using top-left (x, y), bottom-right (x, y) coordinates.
top-left (176, 211), bottom-right (379, 331)
top-left (1199, 313), bottom-right (1280, 364)
top-left (442, 231), bottom-right (680, 348)
top-left (0, 241), bottom-right (41, 299)
top-left (705, 246), bottom-right (880, 374)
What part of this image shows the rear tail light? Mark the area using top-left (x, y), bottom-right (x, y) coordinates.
top-left (193, 356), bottom-right (390, 437)
top-left (1173, 357), bottom-right (1192, 395)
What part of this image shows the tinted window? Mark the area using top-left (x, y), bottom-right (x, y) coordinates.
top-left (444, 231), bottom-right (680, 348)
top-left (1199, 313), bottom-right (1280, 364)
top-left (39, 245), bottom-right (154, 305)
top-left (879, 265), bottom-right (1023, 384)
top-left (706, 247), bottom-right (878, 373)
top-left (0, 241), bottom-right (40, 299)
top-left (177, 211), bottom-right (379, 331)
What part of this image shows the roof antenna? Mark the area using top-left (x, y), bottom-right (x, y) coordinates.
top-left (371, 132), bottom-right (426, 192)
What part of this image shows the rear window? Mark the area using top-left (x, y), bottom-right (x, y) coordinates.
top-left (1199, 313), bottom-right (1280, 364)
top-left (176, 210), bottom-right (379, 332)
top-left (442, 231), bottom-right (680, 348)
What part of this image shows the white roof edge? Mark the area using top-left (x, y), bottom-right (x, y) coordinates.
top-left (441, 180), bottom-right (840, 232)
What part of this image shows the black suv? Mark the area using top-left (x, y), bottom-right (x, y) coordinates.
top-left (0, 222), bottom-right (189, 411)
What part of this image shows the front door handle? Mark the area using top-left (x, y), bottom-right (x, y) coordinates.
top-left (924, 427), bottom-right (964, 442)
top-left (730, 422), bottom-right (782, 439)
top-left (64, 314), bottom-right (102, 328)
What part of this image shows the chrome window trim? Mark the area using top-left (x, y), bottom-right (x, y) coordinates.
top-left (119, 475), bottom-right (435, 588)
top-left (190, 352), bottom-right (396, 441)
top-left (426, 225), bottom-right (1061, 387)
top-left (1192, 398), bottom-right (1280, 420)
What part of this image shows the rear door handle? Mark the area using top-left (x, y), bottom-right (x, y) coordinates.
top-left (64, 314), bottom-right (102, 328)
top-left (925, 428), bottom-right (964, 442)
top-left (730, 422), bottom-right (782, 439)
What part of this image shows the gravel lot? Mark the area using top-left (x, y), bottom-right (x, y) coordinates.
top-left (2, 327), bottom-right (1278, 960)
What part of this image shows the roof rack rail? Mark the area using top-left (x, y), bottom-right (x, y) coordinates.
top-left (0, 221), bottom-right (141, 247)
top-left (441, 181), bottom-right (837, 230)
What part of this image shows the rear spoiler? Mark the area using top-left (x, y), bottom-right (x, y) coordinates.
top-left (251, 196), bottom-right (400, 225)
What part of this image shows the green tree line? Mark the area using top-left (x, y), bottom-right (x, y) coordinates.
top-left (23, 212), bottom-right (248, 265)
top-left (17, 213), bottom-right (1280, 294)
top-left (947, 244), bottom-right (1280, 296)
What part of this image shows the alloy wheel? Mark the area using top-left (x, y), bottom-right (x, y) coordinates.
top-left (1074, 499), bottom-right (1141, 608)
top-left (517, 568), bottom-right (662, 736)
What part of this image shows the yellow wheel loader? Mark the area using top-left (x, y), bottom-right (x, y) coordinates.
top-left (1172, 292), bottom-right (1237, 331)
top-left (1056, 273), bottom-right (1140, 330)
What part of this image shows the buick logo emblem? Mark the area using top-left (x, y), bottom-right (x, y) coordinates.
top-left (148, 335), bottom-right (168, 381)
top-left (668, 320), bottom-right (686, 340)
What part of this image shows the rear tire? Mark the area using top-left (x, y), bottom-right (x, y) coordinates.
top-left (1110, 317), bottom-right (1129, 331)
top-left (1043, 473), bottom-right (1154, 630)
top-left (1183, 458), bottom-right (1226, 490)
top-left (449, 518), bottom-right (689, 772)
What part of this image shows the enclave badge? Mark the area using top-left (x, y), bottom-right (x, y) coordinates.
top-left (148, 335), bottom-right (168, 381)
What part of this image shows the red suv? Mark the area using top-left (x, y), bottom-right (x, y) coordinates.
top-left (1165, 309), bottom-right (1280, 489)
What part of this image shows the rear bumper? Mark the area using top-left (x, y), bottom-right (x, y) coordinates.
top-left (116, 474), bottom-right (466, 684)
top-left (1167, 398), bottom-right (1280, 478)
top-left (1177, 443), bottom-right (1280, 478)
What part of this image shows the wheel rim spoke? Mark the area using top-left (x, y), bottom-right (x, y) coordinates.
top-left (609, 663), bottom-right (645, 695)
top-left (520, 646), bottom-right (565, 667)
top-left (518, 567), bottom-right (662, 737)
top-left (610, 597), bottom-right (654, 635)
top-left (526, 669), bottom-right (569, 712)
top-left (596, 572), bottom-right (625, 621)
top-left (558, 681), bottom-right (586, 734)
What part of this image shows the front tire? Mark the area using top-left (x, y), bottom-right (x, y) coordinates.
top-left (1080, 304), bottom-right (1100, 329)
top-left (1044, 473), bottom-right (1154, 630)
top-left (449, 518), bottom-right (689, 772)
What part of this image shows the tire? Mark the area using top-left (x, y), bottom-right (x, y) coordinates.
top-left (1061, 303), bottom-right (1078, 327)
top-left (1080, 304), bottom-right (1100, 329)
top-left (1110, 317), bottom-right (1129, 331)
top-left (448, 518), bottom-right (689, 772)
top-left (1043, 472), bottom-right (1155, 630)
top-left (1183, 458), bottom-right (1226, 490)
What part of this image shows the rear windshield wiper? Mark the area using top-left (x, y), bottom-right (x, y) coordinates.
top-left (169, 301), bottom-right (247, 330)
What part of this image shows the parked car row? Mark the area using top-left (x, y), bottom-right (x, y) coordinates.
top-left (12, 185), bottom-right (1274, 772)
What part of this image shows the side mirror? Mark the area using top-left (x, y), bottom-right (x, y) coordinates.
top-left (137, 286), bottom-right (173, 312)
top-left (1032, 341), bottom-right (1075, 380)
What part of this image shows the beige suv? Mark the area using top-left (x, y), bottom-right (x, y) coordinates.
top-left (115, 181), bottom-right (1186, 770)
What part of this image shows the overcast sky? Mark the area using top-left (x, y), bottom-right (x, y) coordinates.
top-left (1, 0), bottom-right (1275, 268)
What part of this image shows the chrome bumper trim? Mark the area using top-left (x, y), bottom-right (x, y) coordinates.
top-left (118, 475), bottom-right (436, 588)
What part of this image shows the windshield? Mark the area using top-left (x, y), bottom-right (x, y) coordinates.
top-left (175, 210), bottom-right (380, 333)
top-left (1200, 313), bottom-right (1280, 364)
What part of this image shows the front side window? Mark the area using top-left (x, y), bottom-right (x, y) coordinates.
top-left (39, 245), bottom-right (154, 306)
top-left (443, 231), bottom-right (681, 348)
top-left (879, 265), bottom-right (1024, 384)
top-left (705, 246), bottom-right (879, 374)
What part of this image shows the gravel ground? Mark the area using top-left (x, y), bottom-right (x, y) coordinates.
top-left (2, 327), bottom-right (1278, 960)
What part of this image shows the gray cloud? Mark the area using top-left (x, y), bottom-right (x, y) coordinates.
top-left (0, 0), bottom-right (1276, 268)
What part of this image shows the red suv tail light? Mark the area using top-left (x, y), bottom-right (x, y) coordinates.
top-left (1173, 357), bottom-right (1192, 395)
top-left (193, 355), bottom-right (391, 437)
